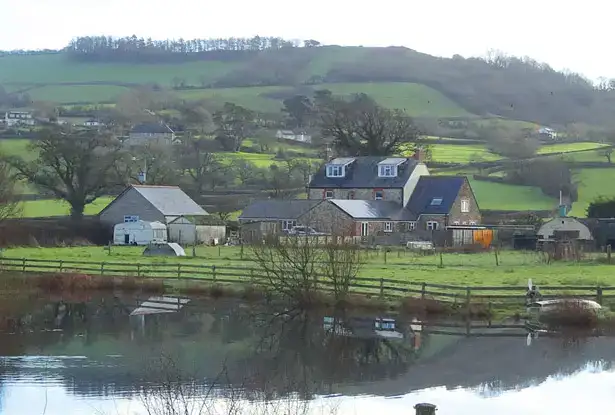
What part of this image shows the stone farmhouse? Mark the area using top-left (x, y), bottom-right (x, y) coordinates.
top-left (239, 156), bottom-right (481, 245)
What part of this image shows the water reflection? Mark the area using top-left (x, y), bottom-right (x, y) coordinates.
top-left (0, 292), bottom-right (614, 414)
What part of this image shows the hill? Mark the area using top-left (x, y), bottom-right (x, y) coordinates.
top-left (2, 43), bottom-right (615, 126)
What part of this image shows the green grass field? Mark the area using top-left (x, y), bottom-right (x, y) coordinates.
top-left (570, 168), bottom-right (615, 217)
top-left (538, 142), bottom-right (607, 154)
top-left (3, 246), bottom-right (615, 288)
top-left (429, 144), bottom-right (500, 163)
top-left (19, 197), bottom-right (114, 218)
top-left (26, 85), bottom-right (129, 103)
top-left (468, 179), bottom-right (556, 211)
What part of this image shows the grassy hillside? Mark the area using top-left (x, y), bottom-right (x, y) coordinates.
top-left (2, 45), bottom-right (613, 126)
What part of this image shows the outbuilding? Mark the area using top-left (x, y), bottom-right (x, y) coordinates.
top-left (113, 220), bottom-right (167, 245)
top-left (537, 217), bottom-right (593, 242)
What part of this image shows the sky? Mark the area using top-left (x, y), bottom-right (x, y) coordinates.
top-left (1, 0), bottom-right (614, 80)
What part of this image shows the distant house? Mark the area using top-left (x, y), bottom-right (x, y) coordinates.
top-left (537, 217), bottom-right (593, 242)
top-left (99, 185), bottom-right (213, 243)
top-left (538, 127), bottom-right (558, 140)
top-left (275, 129), bottom-right (312, 143)
top-left (127, 123), bottom-right (175, 146)
top-left (84, 119), bottom-right (102, 127)
top-left (4, 110), bottom-right (35, 127)
top-left (239, 156), bottom-right (482, 246)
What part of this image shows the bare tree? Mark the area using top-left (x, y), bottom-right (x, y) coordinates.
top-left (178, 136), bottom-right (230, 193)
top-left (6, 127), bottom-right (124, 220)
top-left (0, 161), bottom-right (20, 222)
top-left (319, 94), bottom-right (421, 156)
top-left (251, 223), bottom-right (363, 305)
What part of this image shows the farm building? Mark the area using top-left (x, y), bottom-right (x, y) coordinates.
top-left (537, 217), bottom-right (593, 241)
top-left (127, 123), bottom-right (175, 146)
top-left (167, 216), bottom-right (226, 245)
top-left (99, 185), bottom-right (209, 229)
top-left (113, 220), bottom-right (167, 246)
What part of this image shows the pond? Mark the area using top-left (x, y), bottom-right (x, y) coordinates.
top-left (0, 292), bottom-right (614, 415)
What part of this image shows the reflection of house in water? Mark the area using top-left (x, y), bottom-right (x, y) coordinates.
top-left (323, 316), bottom-right (423, 350)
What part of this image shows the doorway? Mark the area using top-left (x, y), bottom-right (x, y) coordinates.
top-left (361, 222), bottom-right (369, 237)
top-left (124, 234), bottom-right (130, 244)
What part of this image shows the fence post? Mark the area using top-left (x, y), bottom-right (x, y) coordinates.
top-left (439, 250), bottom-right (443, 268)
top-left (607, 245), bottom-right (612, 264)
top-left (379, 278), bottom-right (384, 299)
top-left (421, 283), bottom-right (426, 299)
top-left (137, 263), bottom-right (141, 277)
top-left (21, 258), bottom-right (26, 272)
top-left (212, 265), bottom-right (217, 282)
top-left (218, 245), bottom-right (221, 257)
top-left (494, 247), bottom-right (499, 266)
top-left (384, 249), bottom-right (387, 264)
top-left (100, 262), bottom-right (105, 275)
top-left (597, 286), bottom-right (603, 305)
top-left (59, 260), bottom-right (63, 273)
top-left (240, 243), bottom-right (244, 260)
top-left (465, 287), bottom-right (472, 317)
top-left (177, 264), bottom-right (182, 279)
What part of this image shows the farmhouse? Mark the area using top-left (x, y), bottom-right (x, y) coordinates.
top-left (127, 123), bottom-right (175, 146)
top-left (239, 156), bottom-right (482, 245)
top-left (275, 129), bottom-right (312, 143)
top-left (99, 185), bottom-right (220, 244)
top-left (4, 110), bottom-right (35, 127)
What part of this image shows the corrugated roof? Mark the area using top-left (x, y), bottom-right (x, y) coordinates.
top-left (309, 157), bottom-right (418, 189)
top-left (239, 200), bottom-right (322, 220)
top-left (330, 200), bottom-right (414, 221)
top-left (406, 176), bottom-right (466, 217)
top-left (132, 185), bottom-right (208, 216)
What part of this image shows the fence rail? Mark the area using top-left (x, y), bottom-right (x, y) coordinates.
top-left (2, 256), bottom-right (615, 306)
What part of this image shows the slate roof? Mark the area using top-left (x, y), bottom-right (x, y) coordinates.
top-left (131, 123), bottom-right (174, 134)
top-left (239, 200), bottom-right (322, 221)
top-left (329, 200), bottom-right (414, 221)
top-left (405, 176), bottom-right (466, 218)
top-left (99, 185), bottom-right (208, 217)
top-left (309, 157), bottom-right (418, 189)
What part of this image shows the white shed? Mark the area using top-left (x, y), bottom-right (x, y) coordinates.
top-left (168, 216), bottom-right (226, 245)
top-left (537, 217), bottom-right (593, 241)
top-left (113, 220), bottom-right (167, 245)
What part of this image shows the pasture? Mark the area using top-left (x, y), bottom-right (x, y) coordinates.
top-left (3, 245), bottom-right (615, 288)
top-left (19, 197), bottom-right (114, 218)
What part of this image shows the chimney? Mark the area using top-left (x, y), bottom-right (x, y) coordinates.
top-left (413, 148), bottom-right (426, 163)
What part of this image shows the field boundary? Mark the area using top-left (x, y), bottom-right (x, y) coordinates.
top-left (2, 256), bottom-right (614, 306)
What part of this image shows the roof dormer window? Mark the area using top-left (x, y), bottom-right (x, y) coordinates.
top-left (377, 158), bottom-right (406, 178)
top-left (325, 157), bottom-right (355, 178)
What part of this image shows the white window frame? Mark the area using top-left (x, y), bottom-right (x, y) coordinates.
top-left (407, 221), bottom-right (416, 231)
top-left (325, 190), bottom-right (334, 199)
top-left (378, 165), bottom-right (396, 177)
top-left (124, 215), bottom-right (139, 223)
top-left (427, 221), bottom-right (439, 231)
top-left (384, 222), bottom-right (393, 233)
top-left (453, 221), bottom-right (460, 225)
top-left (461, 198), bottom-right (470, 213)
top-left (430, 198), bottom-right (443, 206)
top-left (469, 221), bottom-right (477, 225)
top-left (374, 191), bottom-right (384, 200)
top-left (281, 220), bottom-right (297, 231)
top-left (326, 165), bottom-right (344, 178)
top-left (347, 191), bottom-right (355, 200)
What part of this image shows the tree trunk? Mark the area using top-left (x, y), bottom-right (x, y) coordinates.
top-left (70, 202), bottom-right (85, 220)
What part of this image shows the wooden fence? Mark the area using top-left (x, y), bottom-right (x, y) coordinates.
top-left (2, 256), bottom-right (615, 306)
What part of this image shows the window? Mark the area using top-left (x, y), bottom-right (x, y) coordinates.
top-left (384, 222), bottom-right (393, 232)
top-left (326, 165), bottom-right (344, 178)
top-left (374, 190), bottom-right (384, 200)
top-left (461, 198), bottom-right (470, 213)
top-left (407, 221), bottom-right (416, 231)
top-left (153, 229), bottom-right (165, 239)
top-left (324, 190), bottom-right (334, 199)
top-left (281, 220), bottom-right (297, 231)
top-left (347, 191), bottom-right (355, 200)
top-left (462, 221), bottom-right (467, 225)
top-left (124, 215), bottom-right (139, 223)
top-left (453, 221), bottom-right (460, 225)
top-left (430, 198), bottom-right (443, 206)
top-left (469, 221), bottom-right (477, 225)
top-left (378, 165), bottom-right (396, 177)
top-left (427, 221), bottom-right (439, 231)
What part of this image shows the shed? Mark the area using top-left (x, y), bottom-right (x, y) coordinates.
top-left (167, 216), bottom-right (226, 245)
top-left (537, 217), bottom-right (593, 241)
top-left (99, 185), bottom-right (209, 228)
top-left (113, 220), bottom-right (167, 245)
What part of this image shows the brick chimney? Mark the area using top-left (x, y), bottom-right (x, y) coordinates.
top-left (412, 147), bottom-right (427, 163)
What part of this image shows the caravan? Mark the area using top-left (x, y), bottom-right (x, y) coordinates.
top-left (113, 220), bottom-right (167, 245)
